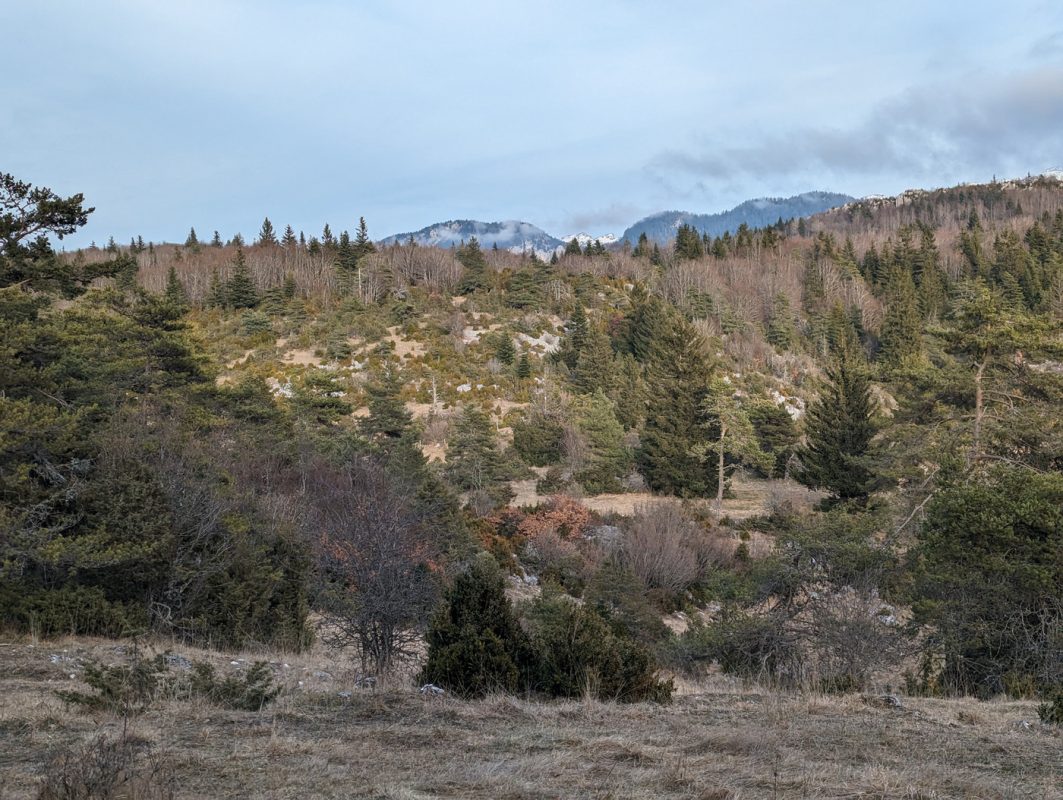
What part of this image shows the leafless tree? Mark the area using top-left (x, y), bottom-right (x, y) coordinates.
top-left (307, 458), bottom-right (440, 674)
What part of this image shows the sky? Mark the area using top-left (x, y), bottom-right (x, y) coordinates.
top-left (4, 1), bottom-right (1063, 247)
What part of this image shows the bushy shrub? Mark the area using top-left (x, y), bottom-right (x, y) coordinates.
top-left (37, 733), bottom-right (173, 800)
top-left (188, 661), bottom-right (279, 711)
top-left (57, 653), bottom-right (170, 717)
top-left (419, 557), bottom-right (537, 697)
top-left (523, 589), bottom-right (673, 703)
top-left (513, 414), bottom-right (564, 466)
top-left (1038, 687), bottom-right (1063, 725)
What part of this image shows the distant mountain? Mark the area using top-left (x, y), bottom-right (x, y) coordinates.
top-left (380, 219), bottom-right (563, 260)
top-left (621, 191), bottom-right (854, 244)
top-left (561, 232), bottom-right (619, 247)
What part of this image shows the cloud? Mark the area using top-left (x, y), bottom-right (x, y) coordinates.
top-left (649, 68), bottom-right (1063, 188)
top-left (1029, 30), bottom-right (1063, 58)
top-left (562, 202), bottom-right (644, 233)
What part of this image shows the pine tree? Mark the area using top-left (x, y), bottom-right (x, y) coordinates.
top-left (558, 303), bottom-right (589, 370)
top-left (210, 230), bottom-right (222, 248)
top-left (322, 223), bottom-right (335, 249)
top-left (282, 225), bottom-right (297, 248)
top-left (571, 326), bottom-right (616, 394)
top-left (353, 217), bottom-right (376, 261)
top-left (445, 406), bottom-right (512, 507)
top-left (674, 224), bottom-right (704, 260)
top-left (564, 237), bottom-right (583, 257)
top-left (494, 335), bottom-right (516, 365)
top-left (163, 266), bottom-right (188, 312)
top-left (257, 217), bottom-right (277, 246)
top-left (878, 267), bottom-right (924, 367)
top-left (633, 232), bottom-right (650, 258)
top-left (516, 353), bottom-right (532, 379)
top-left (207, 269), bottom-right (227, 308)
top-left (226, 248), bottom-right (258, 308)
top-left (231, 232), bottom-right (245, 247)
top-left (696, 382), bottom-right (772, 512)
top-left (572, 391), bottom-right (632, 493)
top-left (185, 227), bottom-right (199, 248)
top-left (457, 237), bottom-right (488, 295)
top-left (638, 311), bottom-right (716, 496)
top-left (795, 353), bottom-right (878, 502)
top-left (766, 293), bottom-right (796, 351)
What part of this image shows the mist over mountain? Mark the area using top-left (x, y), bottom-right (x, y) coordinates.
top-left (621, 191), bottom-right (855, 244)
top-left (380, 219), bottom-right (564, 260)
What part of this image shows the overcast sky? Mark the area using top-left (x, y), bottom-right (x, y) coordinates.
top-left (4, 1), bottom-right (1062, 247)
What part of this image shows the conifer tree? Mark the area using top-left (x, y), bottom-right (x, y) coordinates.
top-left (163, 265), bottom-right (188, 312)
top-left (879, 267), bottom-right (924, 367)
top-left (419, 556), bottom-right (536, 697)
top-left (322, 223), bottom-right (335, 249)
top-left (207, 268), bottom-right (227, 308)
top-left (638, 310), bottom-right (716, 496)
top-left (226, 247), bottom-right (258, 308)
top-left (564, 237), bottom-right (583, 257)
top-left (456, 237), bottom-right (488, 295)
top-left (571, 326), bottom-right (616, 394)
top-left (257, 217), bottom-right (277, 246)
top-left (795, 353), bottom-right (878, 502)
top-left (633, 232), bottom-right (650, 258)
top-left (558, 303), bottom-right (589, 370)
top-left (516, 353), bottom-right (532, 379)
top-left (185, 227), bottom-right (199, 248)
top-left (696, 383), bottom-right (772, 512)
top-left (282, 224), bottom-right (297, 248)
top-left (210, 230), bottom-right (222, 247)
top-left (494, 334), bottom-right (516, 365)
top-left (353, 217), bottom-right (376, 261)
top-left (766, 293), bottom-right (796, 351)
top-left (445, 405), bottom-right (512, 507)
top-left (572, 391), bottom-right (632, 493)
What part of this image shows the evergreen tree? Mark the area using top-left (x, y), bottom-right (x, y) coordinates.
top-left (558, 303), bottom-right (589, 370)
top-left (282, 224), bottom-right (297, 248)
top-left (322, 223), bottom-right (335, 249)
top-left (163, 266), bottom-right (188, 312)
top-left (184, 227), bottom-right (199, 249)
top-left (445, 405), bottom-right (512, 507)
top-left (457, 237), bottom-right (488, 294)
top-left (419, 557), bottom-right (536, 698)
top-left (230, 232), bottom-right (245, 247)
top-left (564, 237), bottom-right (583, 257)
top-left (572, 392), bottom-right (632, 493)
top-left (674, 224), bottom-right (704, 260)
top-left (795, 353), bottom-right (878, 502)
top-left (638, 311), bottom-right (716, 496)
top-left (494, 334), bottom-right (516, 365)
top-left (210, 230), bottom-right (222, 247)
top-left (226, 247), bottom-right (258, 308)
top-left (633, 232), bottom-right (650, 258)
top-left (696, 383), bottom-right (772, 511)
top-left (571, 326), bottom-right (616, 394)
top-left (516, 352), bottom-right (532, 379)
top-left (766, 293), bottom-right (796, 351)
top-left (257, 217), bottom-right (277, 246)
top-left (353, 216), bottom-right (376, 261)
top-left (878, 267), bottom-right (924, 367)
top-left (207, 268), bottom-right (227, 308)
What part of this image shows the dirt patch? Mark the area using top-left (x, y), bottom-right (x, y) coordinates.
top-left (281, 348), bottom-right (322, 367)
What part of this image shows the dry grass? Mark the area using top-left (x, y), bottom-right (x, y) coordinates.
top-left (1, 636), bottom-right (1059, 799)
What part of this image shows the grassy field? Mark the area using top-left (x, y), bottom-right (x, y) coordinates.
top-left (1, 637), bottom-right (1059, 799)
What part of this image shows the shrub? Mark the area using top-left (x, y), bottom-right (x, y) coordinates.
top-left (419, 557), bottom-right (537, 697)
top-left (513, 414), bottom-right (564, 466)
top-left (188, 661), bottom-right (279, 711)
top-left (523, 589), bottom-right (673, 703)
top-left (57, 653), bottom-right (169, 717)
top-left (1038, 687), bottom-right (1063, 725)
top-left (37, 733), bottom-right (173, 800)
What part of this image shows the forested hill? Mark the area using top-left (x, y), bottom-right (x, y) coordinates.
top-left (3, 170), bottom-right (1062, 717)
top-left (621, 191), bottom-right (854, 244)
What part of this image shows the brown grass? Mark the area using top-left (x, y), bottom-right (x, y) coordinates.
top-left (1, 636), bottom-right (1059, 799)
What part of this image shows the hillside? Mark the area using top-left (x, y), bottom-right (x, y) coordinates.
top-left (3, 171), bottom-right (1062, 799)
top-left (621, 191), bottom-right (854, 244)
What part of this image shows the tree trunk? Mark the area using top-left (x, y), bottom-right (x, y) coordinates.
top-left (716, 425), bottom-right (727, 513)
top-left (972, 358), bottom-right (986, 462)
